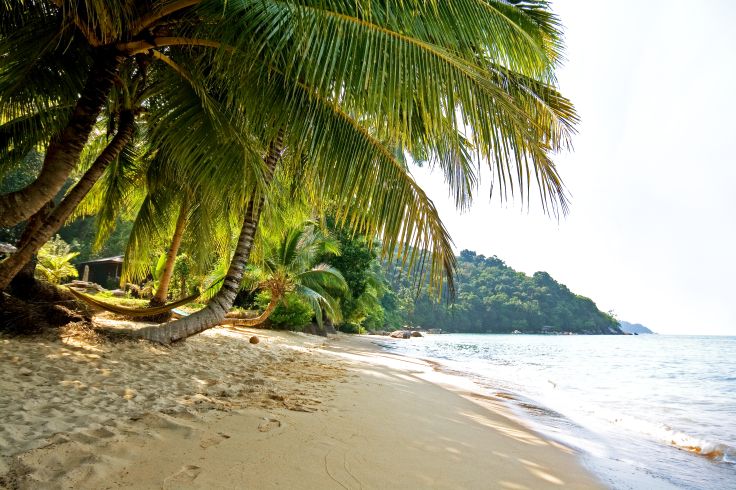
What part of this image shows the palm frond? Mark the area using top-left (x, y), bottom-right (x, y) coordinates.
top-left (121, 190), bottom-right (178, 284)
top-left (294, 283), bottom-right (342, 327)
top-left (297, 264), bottom-right (348, 294)
top-left (0, 105), bottom-right (74, 174)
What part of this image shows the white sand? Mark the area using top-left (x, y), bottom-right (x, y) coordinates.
top-left (0, 326), bottom-right (603, 489)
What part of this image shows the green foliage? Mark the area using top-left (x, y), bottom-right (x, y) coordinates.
top-left (320, 223), bottom-right (375, 299)
top-left (379, 288), bottom-right (403, 329)
top-left (257, 291), bottom-right (312, 330)
top-left (338, 322), bottom-right (365, 335)
top-left (317, 219), bottom-right (376, 325)
top-left (0, 150), bottom-right (42, 195)
top-left (35, 235), bottom-right (78, 284)
top-left (59, 216), bottom-right (133, 263)
top-left (1, 0), bottom-right (580, 297)
top-left (388, 250), bottom-right (621, 334)
top-left (170, 254), bottom-right (194, 299)
top-left (253, 221), bottom-right (348, 327)
top-left (0, 151), bottom-right (42, 243)
top-left (345, 261), bottom-right (395, 329)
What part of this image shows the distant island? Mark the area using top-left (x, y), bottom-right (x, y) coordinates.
top-left (618, 321), bottom-right (655, 334)
top-left (386, 250), bottom-right (622, 335)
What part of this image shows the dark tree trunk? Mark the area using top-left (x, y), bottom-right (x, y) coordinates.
top-left (0, 52), bottom-right (123, 227)
top-left (0, 110), bottom-right (136, 291)
top-left (150, 200), bottom-right (189, 306)
top-left (8, 201), bottom-right (55, 291)
top-left (136, 134), bottom-right (284, 343)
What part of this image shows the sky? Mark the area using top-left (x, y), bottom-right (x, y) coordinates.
top-left (411, 0), bottom-right (736, 335)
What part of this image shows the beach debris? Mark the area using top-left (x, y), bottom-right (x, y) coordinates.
top-left (249, 336), bottom-right (260, 344)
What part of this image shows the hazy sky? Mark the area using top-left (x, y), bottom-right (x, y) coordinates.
top-left (412, 0), bottom-right (736, 335)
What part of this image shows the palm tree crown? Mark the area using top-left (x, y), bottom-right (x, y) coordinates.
top-left (247, 222), bottom-right (348, 327)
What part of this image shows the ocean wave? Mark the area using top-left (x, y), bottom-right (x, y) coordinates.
top-left (667, 433), bottom-right (734, 464)
top-left (571, 404), bottom-right (735, 465)
top-left (643, 425), bottom-right (729, 463)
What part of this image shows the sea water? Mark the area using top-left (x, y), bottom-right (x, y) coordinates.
top-left (378, 334), bottom-right (736, 489)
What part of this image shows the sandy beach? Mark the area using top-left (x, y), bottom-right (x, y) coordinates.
top-left (0, 326), bottom-right (603, 489)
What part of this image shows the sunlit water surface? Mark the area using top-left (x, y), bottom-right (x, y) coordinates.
top-left (378, 334), bottom-right (736, 489)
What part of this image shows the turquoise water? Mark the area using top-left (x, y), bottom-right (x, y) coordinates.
top-left (377, 334), bottom-right (736, 489)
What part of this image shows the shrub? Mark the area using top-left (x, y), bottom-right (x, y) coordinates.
top-left (338, 322), bottom-right (365, 334)
top-left (36, 236), bottom-right (79, 284)
top-left (256, 291), bottom-right (313, 330)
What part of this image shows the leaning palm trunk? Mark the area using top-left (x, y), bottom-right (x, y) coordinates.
top-left (0, 110), bottom-right (136, 291)
top-left (219, 294), bottom-right (281, 327)
top-left (6, 201), bottom-right (55, 294)
top-left (135, 135), bottom-right (283, 344)
top-left (150, 200), bottom-right (189, 306)
top-left (0, 54), bottom-right (123, 227)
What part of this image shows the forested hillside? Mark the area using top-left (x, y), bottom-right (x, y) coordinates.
top-left (386, 250), bottom-right (621, 335)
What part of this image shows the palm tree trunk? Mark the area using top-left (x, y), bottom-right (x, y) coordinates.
top-left (6, 201), bottom-right (55, 294)
top-left (0, 53), bottom-right (123, 227)
top-left (219, 294), bottom-right (281, 327)
top-left (150, 200), bottom-right (189, 306)
top-left (136, 134), bottom-right (284, 344)
top-left (0, 110), bottom-right (136, 291)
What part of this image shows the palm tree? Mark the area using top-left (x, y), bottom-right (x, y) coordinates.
top-left (0, 4), bottom-right (122, 226)
top-left (0, 44), bottom-right (262, 289)
top-left (135, 135), bottom-right (282, 343)
top-left (0, 109), bottom-right (137, 289)
top-left (139, 0), bottom-right (579, 343)
top-left (0, 57), bottom-right (148, 289)
top-left (149, 200), bottom-right (189, 306)
top-left (3, 1), bottom-right (577, 342)
top-left (251, 222), bottom-right (347, 327)
top-left (221, 222), bottom-right (347, 329)
top-left (0, 2), bottom-right (267, 287)
top-left (3, 0), bottom-right (573, 246)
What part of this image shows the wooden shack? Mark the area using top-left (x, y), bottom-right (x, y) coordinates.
top-left (76, 256), bottom-right (124, 289)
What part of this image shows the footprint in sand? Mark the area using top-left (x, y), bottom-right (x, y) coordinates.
top-left (199, 432), bottom-right (231, 448)
top-left (163, 465), bottom-right (202, 488)
top-left (257, 418), bottom-right (282, 432)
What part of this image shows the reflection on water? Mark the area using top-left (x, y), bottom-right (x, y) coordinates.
top-left (380, 334), bottom-right (736, 490)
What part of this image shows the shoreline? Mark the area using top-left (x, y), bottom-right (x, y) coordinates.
top-left (374, 333), bottom-right (736, 490)
top-left (1, 328), bottom-right (603, 488)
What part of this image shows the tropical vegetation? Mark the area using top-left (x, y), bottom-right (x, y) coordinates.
top-left (389, 250), bottom-right (622, 334)
top-left (1, 0), bottom-right (578, 342)
top-left (241, 221), bottom-right (348, 328)
top-left (35, 235), bottom-right (79, 285)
